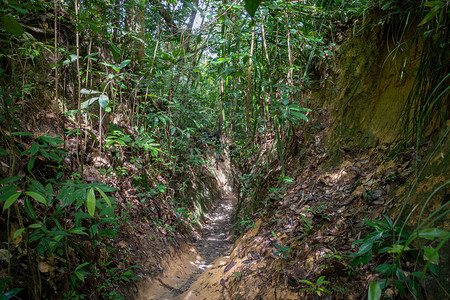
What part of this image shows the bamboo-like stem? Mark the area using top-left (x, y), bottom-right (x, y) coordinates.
top-left (54, 0), bottom-right (60, 135)
top-left (284, 9), bottom-right (293, 90)
top-left (260, 9), bottom-right (270, 65)
top-left (75, 0), bottom-right (83, 177)
top-left (246, 26), bottom-right (255, 133)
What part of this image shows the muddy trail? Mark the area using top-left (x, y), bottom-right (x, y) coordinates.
top-left (137, 196), bottom-right (235, 300)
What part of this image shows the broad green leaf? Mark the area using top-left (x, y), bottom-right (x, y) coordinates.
top-left (213, 57), bottom-right (230, 64)
top-left (289, 111), bottom-right (309, 122)
top-left (0, 176), bottom-right (23, 185)
top-left (109, 42), bottom-right (121, 62)
top-left (100, 62), bottom-right (117, 68)
top-left (418, 6), bottom-right (442, 26)
top-left (368, 281), bottom-right (382, 300)
top-left (417, 228), bottom-right (449, 240)
top-left (298, 279), bottom-right (314, 286)
top-left (24, 197), bottom-right (36, 219)
top-left (382, 215), bottom-right (393, 227)
top-left (75, 262), bottom-right (90, 271)
top-left (316, 276), bottom-right (330, 285)
top-left (378, 247), bottom-right (392, 255)
top-left (94, 187), bottom-right (111, 206)
top-left (29, 180), bottom-right (46, 194)
top-left (394, 265), bottom-right (406, 280)
top-left (357, 242), bottom-right (373, 255)
top-left (363, 219), bottom-right (381, 229)
top-left (13, 228), bottom-right (25, 240)
top-left (86, 188), bottom-right (96, 217)
top-left (411, 271), bottom-right (424, 278)
top-left (287, 105), bottom-right (312, 112)
top-left (375, 263), bottom-right (391, 274)
top-left (25, 191), bottom-right (47, 206)
top-left (39, 135), bottom-right (64, 145)
top-left (364, 231), bottom-right (384, 243)
top-left (424, 246), bottom-right (439, 263)
top-left (243, 0), bottom-right (262, 18)
top-left (352, 238), bottom-right (365, 245)
top-left (2, 192), bottom-right (21, 211)
top-left (3, 287), bottom-right (22, 298)
top-left (81, 97), bottom-right (98, 109)
top-left (120, 59), bottom-right (131, 69)
top-left (67, 54), bottom-right (78, 63)
top-left (85, 52), bottom-right (99, 59)
top-left (27, 155), bottom-right (36, 171)
top-left (1, 16), bottom-right (24, 36)
top-left (30, 143), bottom-right (40, 156)
top-left (47, 151), bottom-right (62, 162)
top-left (74, 270), bottom-right (86, 282)
top-left (98, 94), bottom-right (109, 108)
top-left (389, 244), bottom-right (410, 253)
top-left (429, 263), bottom-right (439, 276)
top-left (11, 132), bottom-right (34, 136)
top-left (378, 279), bottom-right (390, 289)
top-left (68, 228), bottom-right (88, 235)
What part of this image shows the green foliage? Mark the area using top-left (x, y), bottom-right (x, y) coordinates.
top-left (97, 262), bottom-right (141, 299)
top-left (350, 214), bottom-right (450, 300)
top-left (243, 0), bottom-right (262, 18)
top-left (105, 130), bottom-right (132, 148)
top-left (298, 276), bottom-right (331, 296)
top-left (2, 0), bottom-right (446, 297)
top-left (273, 244), bottom-right (291, 259)
top-left (300, 215), bottom-right (313, 233)
top-left (231, 271), bottom-right (242, 281)
top-left (0, 277), bottom-right (22, 299)
top-left (19, 134), bottom-right (66, 172)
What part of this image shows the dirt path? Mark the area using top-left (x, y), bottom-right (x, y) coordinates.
top-left (137, 196), bottom-right (235, 300)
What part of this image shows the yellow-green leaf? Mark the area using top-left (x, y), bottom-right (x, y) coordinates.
top-left (368, 281), bottom-right (381, 300)
top-left (3, 192), bottom-right (21, 211)
top-left (13, 228), bottom-right (26, 240)
top-left (94, 187), bottom-right (111, 207)
top-left (25, 191), bottom-right (47, 206)
top-left (86, 188), bottom-right (96, 217)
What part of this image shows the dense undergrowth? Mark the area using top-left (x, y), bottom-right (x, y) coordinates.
top-left (0, 0), bottom-right (449, 299)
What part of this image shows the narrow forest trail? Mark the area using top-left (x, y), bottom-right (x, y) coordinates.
top-left (137, 196), bottom-right (235, 300)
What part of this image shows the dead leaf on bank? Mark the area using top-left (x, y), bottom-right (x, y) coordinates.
top-left (118, 240), bottom-right (129, 248)
top-left (9, 223), bottom-right (23, 245)
top-left (224, 261), bottom-right (235, 273)
top-left (39, 261), bottom-right (55, 273)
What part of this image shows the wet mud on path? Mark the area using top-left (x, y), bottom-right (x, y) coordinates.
top-left (137, 196), bottom-right (235, 300)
